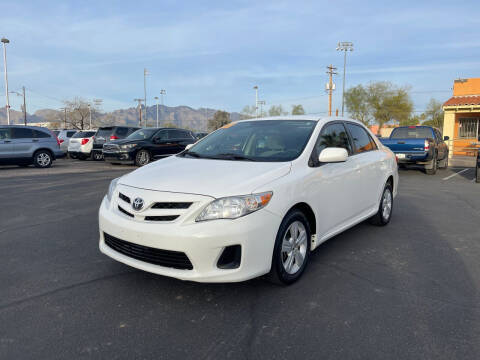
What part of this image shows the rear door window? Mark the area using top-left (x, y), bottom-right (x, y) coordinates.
top-left (96, 128), bottom-right (114, 138)
top-left (345, 123), bottom-right (377, 154)
top-left (12, 128), bottom-right (35, 139)
top-left (33, 130), bottom-right (51, 138)
top-left (168, 129), bottom-right (190, 139)
top-left (73, 131), bottom-right (96, 138)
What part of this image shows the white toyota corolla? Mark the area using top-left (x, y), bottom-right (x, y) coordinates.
top-left (99, 116), bottom-right (398, 284)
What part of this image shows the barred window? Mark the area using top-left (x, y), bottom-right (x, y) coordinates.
top-left (458, 118), bottom-right (479, 139)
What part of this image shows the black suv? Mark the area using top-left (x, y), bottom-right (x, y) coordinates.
top-left (92, 126), bottom-right (139, 160)
top-left (103, 127), bottom-right (197, 166)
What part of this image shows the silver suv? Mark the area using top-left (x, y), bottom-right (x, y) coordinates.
top-left (52, 129), bottom-right (77, 153)
top-left (0, 125), bottom-right (65, 168)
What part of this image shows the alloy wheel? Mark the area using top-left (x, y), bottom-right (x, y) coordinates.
top-left (382, 188), bottom-right (392, 221)
top-left (281, 221), bottom-right (308, 275)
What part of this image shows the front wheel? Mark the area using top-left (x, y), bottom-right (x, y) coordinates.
top-left (135, 150), bottom-right (151, 166)
top-left (33, 150), bottom-right (52, 168)
top-left (92, 151), bottom-right (103, 161)
top-left (267, 210), bottom-right (311, 285)
top-left (369, 183), bottom-right (393, 226)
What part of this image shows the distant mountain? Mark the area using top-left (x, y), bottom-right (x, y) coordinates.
top-left (0, 105), bottom-right (242, 132)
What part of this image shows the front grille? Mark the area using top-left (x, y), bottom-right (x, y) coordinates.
top-left (145, 215), bottom-right (180, 221)
top-left (152, 202), bottom-right (192, 209)
top-left (104, 233), bottom-right (193, 270)
top-left (119, 192), bottom-right (131, 204)
top-left (118, 205), bottom-right (134, 217)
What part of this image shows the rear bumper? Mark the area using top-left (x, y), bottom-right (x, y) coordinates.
top-left (395, 152), bottom-right (432, 164)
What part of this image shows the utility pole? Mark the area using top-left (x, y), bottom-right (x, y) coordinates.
top-left (1, 37), bottom-right (10, 125)
top-left (10, 87), bottom-right (27, 125)
top-left (88, 104), bottom-right (92, 129)
top-left (253, 85), bottom-right (259, 118)
top-left (144, 68), bottom-right (149, 127)
top-left (154, 96), bottom-right (159, 127)
top-left (160, 89), bottom-right (166, 126)
top-left (336, 42), bottom-right (354, 116)
top-left (134, 98), bottom-right (143, 126)
top-left (326, 65), bottom-right (337, 117)
top-left (63, 107), bottom-right (67, 128)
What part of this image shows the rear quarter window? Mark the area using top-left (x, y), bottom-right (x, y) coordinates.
top-left (34, 130), bottom-right (51, 138)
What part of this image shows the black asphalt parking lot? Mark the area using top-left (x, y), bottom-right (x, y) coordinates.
top-left (1, 159), bottom-right (479, 359)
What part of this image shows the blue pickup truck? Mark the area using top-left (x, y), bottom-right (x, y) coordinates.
top-left (379, 126), bottom-right (449, 175)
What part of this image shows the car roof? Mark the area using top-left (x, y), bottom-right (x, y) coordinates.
top-left (237, 115), bottom-right (364, 126)
top-left (2, 125), bottom-right (53, 131)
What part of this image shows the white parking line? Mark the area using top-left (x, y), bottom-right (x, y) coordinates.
top-left (442, 168), bottom-right (470, 181)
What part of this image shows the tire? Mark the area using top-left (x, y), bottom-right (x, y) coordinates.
top-left (92, 151), bottom-right (103, 161)
top-left (135, 150), bottom-right (151, 167)
top-left (267, 210), bottom-right (311, 285)
top-left (33, 150), bottom-right (52, 168)
top-left (369, 182), bottom-right (393, 226)
top-left (425, 153), bottom-right (437, 175)
top-left (438, 153), bottom-right (449, 169)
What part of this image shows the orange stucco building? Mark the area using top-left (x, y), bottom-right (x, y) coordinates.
top-left (443, 78), bottom-right (480, 156)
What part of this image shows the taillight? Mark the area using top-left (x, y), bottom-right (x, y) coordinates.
top-left (81, 138), bottom-right (90, 145)
top-left (59, 139), bottom-right (64, 144)
top-left (424, 140), bottom-right (430, 151)
top-left (110, 135), bottom-right (118, 140)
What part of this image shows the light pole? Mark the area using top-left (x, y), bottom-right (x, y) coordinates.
top-left (134, 98), bottom-right (143, 126)
top-left (160, 89), bottom-right (166, 125)
top-left (336, 41), bottom-right (354, 117)
top-left (253, 85), bottom-right (258, 118)
top-left (154, 96), bottom-right (159, 127)
top-left (258, 100), bottom-right (266, 117)
top-left (87, 104), bottom-right (92, 129)
top-left (1, 37), bottom-right (10, 125)
top-left (144, 68), bottom-right (149, 127)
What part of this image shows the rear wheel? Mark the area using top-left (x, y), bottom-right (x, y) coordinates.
top-left (92, 151), bottom-right (103, 161)
top-left (267, 210), bottom-right (311, 285)
top-left (33, 150), bottom-right (52, 168)
top-left (369, 183), bottom-right (393, 226)
top-left (135, 150), bottom-right (151, 166)
top-left (425, 154), bottom-right (437, 175)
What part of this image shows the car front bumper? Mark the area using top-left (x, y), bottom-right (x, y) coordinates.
top-left (98, 189), bottom-right (281, 283)
top-left (103, 151), bottom-right (135, 163)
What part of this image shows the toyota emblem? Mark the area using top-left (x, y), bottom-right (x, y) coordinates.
top-left (132, 197), bottom-right (144, 211)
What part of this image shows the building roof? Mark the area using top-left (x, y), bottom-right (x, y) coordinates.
top-left (443, 95), bottom-right (480, 107)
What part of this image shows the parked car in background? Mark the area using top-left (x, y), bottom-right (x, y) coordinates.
top-left (99, 117), bottom-right (398, 284)
top-left (0, 125), bottom-right (64, 168)
top-left (379, 126), bottom-right (449, 175)
top-left (52, 129), bottom-right (77, 154)
top-left (92, 126), bottom-right (139, 160)
top-left (68, 130), bottom-right (97, 160)
top-left (195, 132), bottom-right (209, 140)
top-left (103, 127), bottom-right (196, 166)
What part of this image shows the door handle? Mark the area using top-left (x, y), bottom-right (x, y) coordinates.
top-left (32, 139), bottom-right (39, 142)
top-left (4, 140), bottom-right (11, 143)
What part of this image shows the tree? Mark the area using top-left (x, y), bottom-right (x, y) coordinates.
top-left (63, 97), bottom-right (91, 129)
top-left (401, 113), bottom-right (425, 126)
top-left (208, 110), bottom-right (231, 131)
top-left (268, 105), bottom-right (287, 116)
top-left (422, 99), bottom-right (444, 128)
top-left (291, 104), bottom-right (305, 115)
top-left (241, 105), bottom-right (256, 119)
top-left (345, 82), bottom-right (413, 132)
top-left (344, 85), bottom-right (371, 125)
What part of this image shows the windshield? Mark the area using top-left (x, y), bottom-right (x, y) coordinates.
top-left (391, 127), bottom-right (433, 139)
top-left (72, 131), bottom-right (96, 138)
top-left (127, 128), bottom-right (158, 140)
top-left (183, 120), bottom-right (317, 162)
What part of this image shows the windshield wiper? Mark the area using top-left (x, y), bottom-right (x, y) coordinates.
top-left (213, 153), bottom-right (257, 161)
top-left (182, 150), bottom-right (202, 158)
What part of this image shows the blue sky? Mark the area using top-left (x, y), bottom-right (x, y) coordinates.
top-left (1, 0), bottom-right (480, 115)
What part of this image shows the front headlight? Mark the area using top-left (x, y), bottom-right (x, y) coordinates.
top-left (120, 144), bottom-right (137, 150)
top-left (196, 192), bottom-right (273, 222)
top-left (106, 177), bottom-right (120, 202)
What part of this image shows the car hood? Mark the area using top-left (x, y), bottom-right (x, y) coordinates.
top-left (119, 156), bottom-right (291, 198)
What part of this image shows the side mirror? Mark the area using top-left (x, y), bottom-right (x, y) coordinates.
top-left (185, 143), bottom-right (194, 150)
top-left (318, 147), bottom-right (348, 163)
top-left (443, 136), bottom-right (449, 141)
